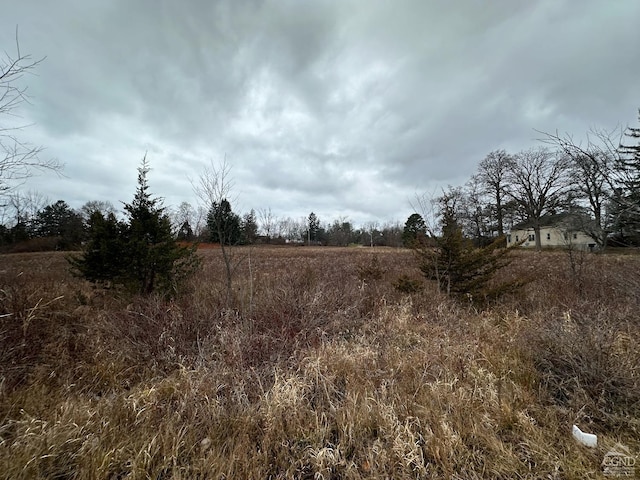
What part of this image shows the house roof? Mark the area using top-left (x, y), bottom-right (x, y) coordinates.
top-left (511, 212), bottom-right (594, 231)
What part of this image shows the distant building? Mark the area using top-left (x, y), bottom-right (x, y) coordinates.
top-left (506, 213), bottom-right (598, 250)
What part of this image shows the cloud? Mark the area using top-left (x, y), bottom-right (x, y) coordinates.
top-left (2, 0), bottom-right (639, 227)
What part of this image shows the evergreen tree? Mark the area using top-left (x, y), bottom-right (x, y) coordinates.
top-left (402, 213), bottom-right (427, 247)
top-left (240, 209), bottom-right (258, 244)
top-left (307, 212), bottom-right (321, 244)
top-left (33, 200), bottom-right (84, 249)
top-left (417, 196), bottom-right (522, 306)
top-left (207, 199), bottom-right (241, 245)
top-left (326, 219), bottom-right (354, 246)
top-left (177, 221), bottom-right (194, 241)
top-left (69, 211), bottom-right (127, 283)
top-left (618, 109), bottom-right (640, 185)
top-left (613, 110), bottom-right (640, 244)
top-left (70, 157), bottom-right (199, 295)
top-left (8, 220), bottom-right (30, 244)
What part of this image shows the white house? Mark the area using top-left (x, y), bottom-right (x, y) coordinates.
top-left (506, 213), bottom-right (598, 250)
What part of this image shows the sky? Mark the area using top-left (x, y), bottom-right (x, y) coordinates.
top-left (2, 0), bottom-right (639, 227)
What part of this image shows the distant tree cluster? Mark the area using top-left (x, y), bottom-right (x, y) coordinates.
top-left (0, 194), bottom-right (85, 250)
top-left (404, 111), bottom-right (640, 250)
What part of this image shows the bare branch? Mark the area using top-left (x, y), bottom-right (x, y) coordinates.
top-left (536, 126), bottom-right (625, 247)
top-left (191, 156), bottom-right (239, 305)
top-left (506, 147), bottom-right (571, 249)
top-left (409, 189), bottom-right (440, 237)
top-left (190, 156), bottom-right (235, 209)
top-left (1, 29), bottom-right (61, 198)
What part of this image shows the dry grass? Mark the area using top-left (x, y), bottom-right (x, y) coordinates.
top-left (0, 246), bottom-right (638, 479)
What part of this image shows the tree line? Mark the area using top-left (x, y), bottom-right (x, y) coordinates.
top-left (2, 110), bottom-right (639, 253)
top-left (0, 192), bottom-right (410, 251)
top-left (403, 111), bottom-right (640, 250)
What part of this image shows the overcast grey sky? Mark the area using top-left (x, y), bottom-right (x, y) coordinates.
top-left (2, 0), bottom-right (639, 226)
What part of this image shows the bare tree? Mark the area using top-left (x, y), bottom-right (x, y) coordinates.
top-left (193, 204), bottom-right (208, 239)
top-left (362, 220), bottom-right (379, 247)
top-left (276, 217), bottom-right (292, 242)
top-left (1, 30), bottom-right (62, 200)
top-left (277, 216), bottom-right (305, 243)
top-left (476, 150), bottom-right (515, 237)
top-left (507, 147), bottom-right (570, 250)
top-left (462, 176), bottom-right (494, 244)
top-left (380, 220), bottom-right (403, 248)
top-left (538, 128), bottom-right (621, 248)
top-left (410, 190), bottom-right (441, 237)
top-left (8, 189), bottom-right (48, 227)
top-left (437, 186), bottom-right (474, 237)
top-left (415, 186), bottom-right (479, 241)
top-left (191, 158), bottom-right (236, 303)
top-left (80, 200), bottom-right (117, 222)
top-left (170, 201), bottom-right (196, 236)
top-left (258, 207), bottom-right (276, 242)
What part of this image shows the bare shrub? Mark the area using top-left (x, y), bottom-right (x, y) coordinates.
top-left (524, 309), bottom-right (640, 429)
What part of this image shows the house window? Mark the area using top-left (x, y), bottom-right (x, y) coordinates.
top-left (507, 234), bottom-right (511, 243)
top-left (573, 233), bottom-right (577, 239)
top-left (528, 234), bottom-right (535, 241)
top-left (546, 233), bottom-right (551, 240)
top-left (515, 235), bottom-right (519, 242)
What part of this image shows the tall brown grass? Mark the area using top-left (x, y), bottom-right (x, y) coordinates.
top-left (0, 246), bottom-right (638, 478)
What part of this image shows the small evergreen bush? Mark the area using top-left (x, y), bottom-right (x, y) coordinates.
top-left (393, 274), bottom-right (423, 294)
top-left (356, 255), bottom-right (384, 283)
top-left (417, 202), bottom-right (522, 306)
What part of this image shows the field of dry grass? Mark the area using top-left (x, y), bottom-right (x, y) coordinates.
top-left (1, 246), bottom-right (639, 479)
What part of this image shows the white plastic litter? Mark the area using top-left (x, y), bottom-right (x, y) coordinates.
top-left (572, 424), bottom-right (597, 447)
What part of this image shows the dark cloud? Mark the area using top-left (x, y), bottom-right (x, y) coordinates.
top-left (2, 0), bottom-right (639, 226)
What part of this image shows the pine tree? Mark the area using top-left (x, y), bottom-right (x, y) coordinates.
top-left (33, 200), bottom-right (84, 249)
top-left (70, 157), bottom-right (200, 295)
top-left (308, 212), bottom-right (321, 244)
top-left (177, 221), bottom-right (194, 241)
top-left (69, 211), bottom-right (127, 284)
top-left (240, 209), bottom-right (258, 244)
top-left (417, 198), bottom-right (522, 306)
top-left (614, 109), bottom-right (640, 243)
top-left (402, 213), bottom-right (427, 247)
top-left (207, 199), bottom-right (241, 245)
top-left (619, 110), bottom-right (640, 183)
